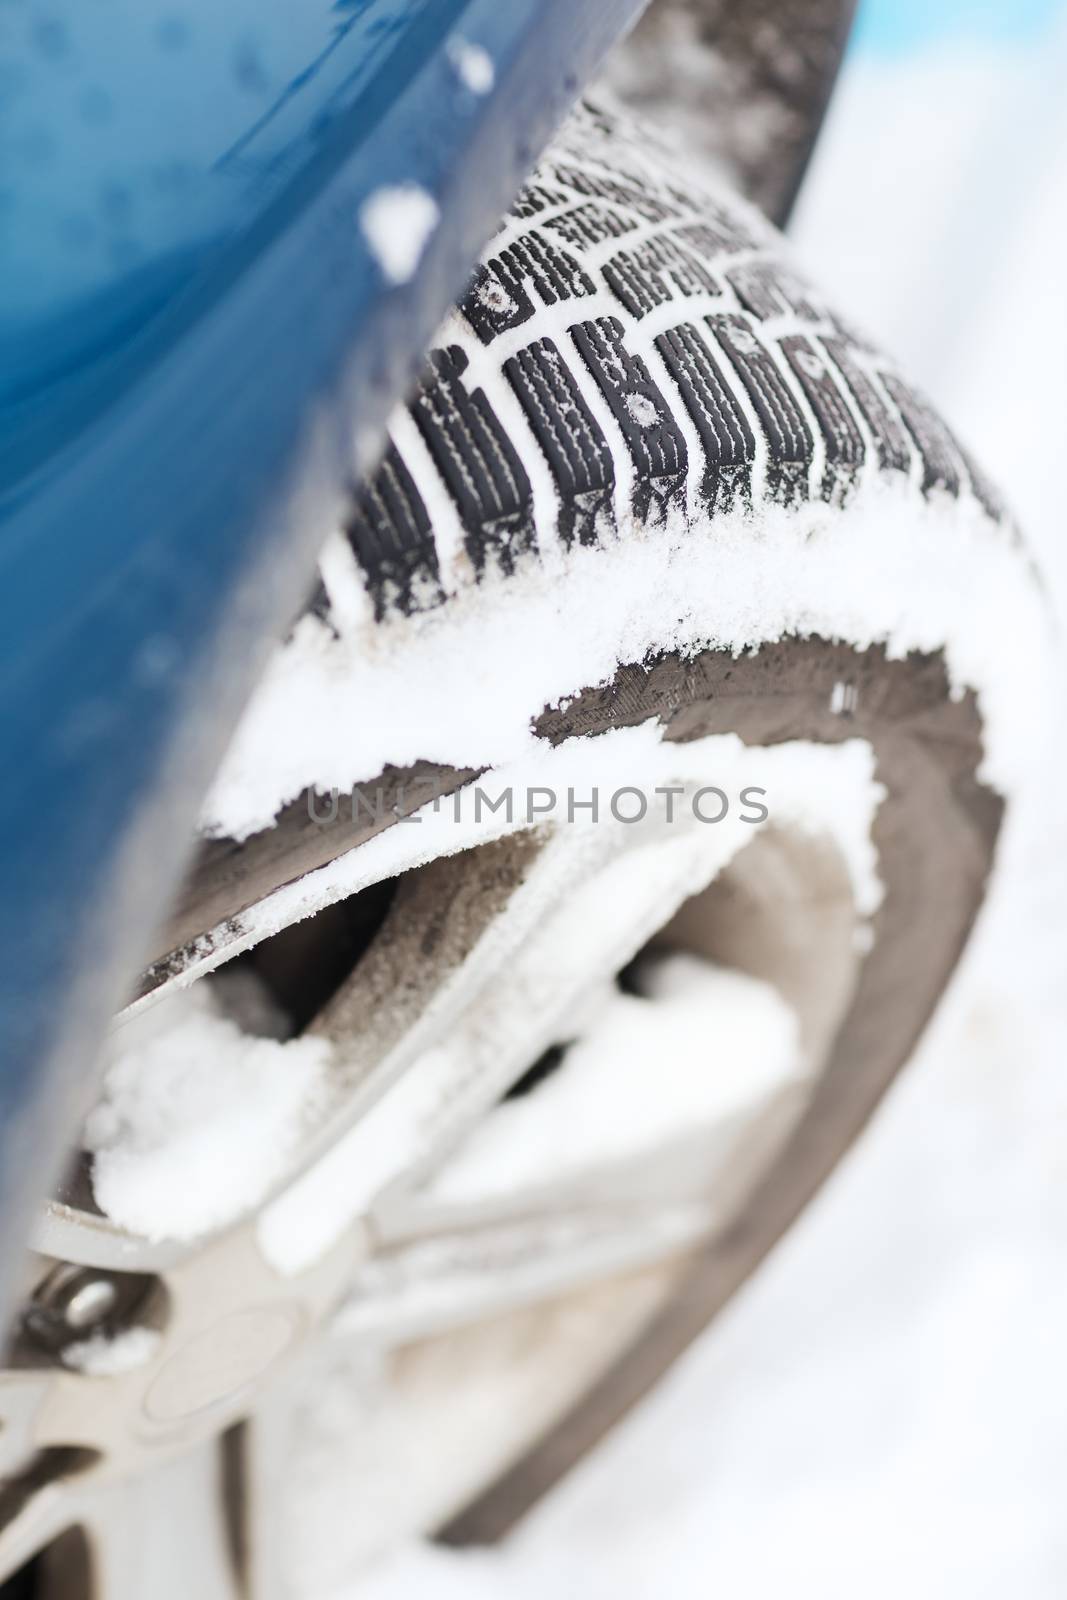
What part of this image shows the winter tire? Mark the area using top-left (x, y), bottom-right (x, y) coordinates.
top-left (0, 98), bottom-right (1044, 1599)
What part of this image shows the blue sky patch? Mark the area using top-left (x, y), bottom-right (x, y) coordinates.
top-left (853, 0), bottom-right (1064, 56)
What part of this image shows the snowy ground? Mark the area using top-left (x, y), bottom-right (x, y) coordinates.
top-left (343, 8), bottom-right (1067, 1598)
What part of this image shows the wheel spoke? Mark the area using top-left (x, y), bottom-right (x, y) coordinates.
top-left (333, 1201), bottom-right (714, 1345)
top-left (14, 784), bottom-right (843, 1596)
top-left (259, 819), bottom-right (747, 1275)
top-left (0, 1371), bottom-right (54, 1479)
top-left (372, 825), bottom-right (757, 1200)
top-left (380, 1065), bottom-right (804, 1247)
top-left (76, 1443), bottom-right (240, 1600)
top-left (239, 1254), bottom-right (699, 1587)
top-left (0, 1436), bottom-right (91, 1587)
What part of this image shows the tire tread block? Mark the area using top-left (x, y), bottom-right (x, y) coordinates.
top-left (708, 313), bottom-right (814, 505)
top-left (655, 321), bottom-right (755, 512)
top-left (570, 315), bottom-right (688, 524)
top-left (344, 444), bottom-right (443, 618)
top-left (411, 348), bottom-right (536, 574)
top-left (504, 337), bottom-right (615, 548)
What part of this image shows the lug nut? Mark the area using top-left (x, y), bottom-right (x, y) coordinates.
top-left (23, 1265), bottom-right (154, 1353)
top-left (60, 1275), bottom-right (119, 1332)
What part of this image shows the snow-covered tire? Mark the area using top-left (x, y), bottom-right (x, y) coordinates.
top-left (157, 101), bottom-right (1017, 969)
top-left (147, 102), bottom-right (1039, 1542)
top-left (5, 102), bottom-right (1045, 1593)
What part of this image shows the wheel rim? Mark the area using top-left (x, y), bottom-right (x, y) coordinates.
top-left (0, 634), bottom-right (999, 1596)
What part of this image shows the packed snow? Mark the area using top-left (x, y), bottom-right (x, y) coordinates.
top-left (447, 38), bottom-right (495, 96)
top-left (87, 980), bottom-right (332, 1240)
top-left (422, 953), bottom-right (799, 1203)
top-left (60, 1325), bottom-right (161, 1377)
top-left (359, 185), bottom-right (440, 286)
top-left (203, 465), bottom-right (1046, 849)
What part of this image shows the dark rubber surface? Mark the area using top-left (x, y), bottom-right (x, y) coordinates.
top-left (330, 102), bottom-right (1004, 622)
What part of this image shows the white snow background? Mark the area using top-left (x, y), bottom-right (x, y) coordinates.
top-left (337, 3), bottom-right (1067, 1596)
